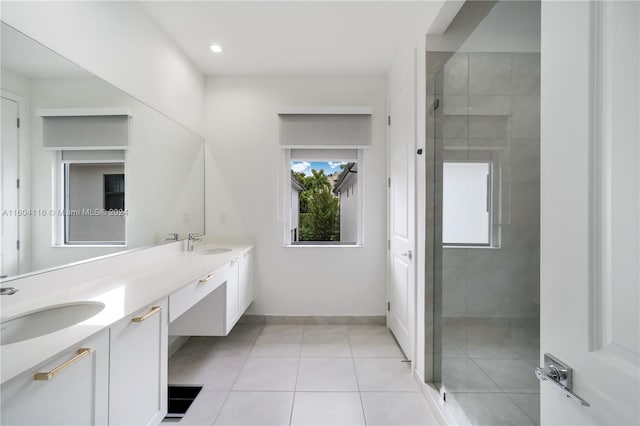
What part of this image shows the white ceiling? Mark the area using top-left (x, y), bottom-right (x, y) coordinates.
top-left (141, 1), bottom-right (444, 76)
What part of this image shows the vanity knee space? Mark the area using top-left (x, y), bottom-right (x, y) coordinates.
top-left (169, 248), bottom-right (255, 337)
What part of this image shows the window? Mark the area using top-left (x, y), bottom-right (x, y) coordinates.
top-left (54, 150), bottom-right (127, 246)
top-left (41, 112), bottom-right (130, 247)
top-left (285, 149), bottom-right (362, 246)
top-left (63, 161), bottom-right (126, 245)
top-left (278, 110), bottom-right (371, 247)
top-left (443, 161), bottom-right (492, 246)
top-left (104, 174), bottom-right (125, 210)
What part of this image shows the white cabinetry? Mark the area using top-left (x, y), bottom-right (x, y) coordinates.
top-left (109, 298), bottom-right (168, 426)
top-left (1, 330), bottom-right (109, 426)
top-left (226, 257), bottom-right (240, 328)
top-left (238, 248), bottom-right (254, 313)
top-left (169, 249), bottom-right (254, 336)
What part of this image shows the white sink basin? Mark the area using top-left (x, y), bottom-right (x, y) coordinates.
top-left (198, 248), bottom-right (232, 255)
top-left (1, 302), bottom-right (105, 346)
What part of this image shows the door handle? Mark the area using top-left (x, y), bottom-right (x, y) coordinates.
top-left (535, 353), bottom-right (590, 407)
top-left (401, 250), bottom-right (412, 260)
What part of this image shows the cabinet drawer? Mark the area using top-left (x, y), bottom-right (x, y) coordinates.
top-left (169, 263), bottom-right (229, 322)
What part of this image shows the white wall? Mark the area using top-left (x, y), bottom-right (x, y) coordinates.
top-left (290, 185), bottom-right (300, 242)
top-left (0, 1), bottom-right (204, 134)
top-left (337, 172), bottom-right (358, 244)
top-left (204, 75), bottom-right (387, 316)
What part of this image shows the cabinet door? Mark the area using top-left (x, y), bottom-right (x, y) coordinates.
top-left (109, 298), bottom-right (168, 426)
top-left (239, 249), bottom-right (254, 313)
top-left (1, 330), bottom-right (109, 426)
top-left (226, 258), bottom-right (240, 331)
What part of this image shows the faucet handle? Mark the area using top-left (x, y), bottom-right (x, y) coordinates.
top-left (165, 233), bottom-right (179, 242)
top-left (188, 232), bottom-right (203, 240)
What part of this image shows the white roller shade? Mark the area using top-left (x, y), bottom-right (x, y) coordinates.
top-left (279, 114), bottom-right (371, 147)
top-left (290, 148), bottom-right (357, 161)
top-left (61, 150), bottom-right (125, 162)
top-left (43, 115), bottom-right (129, 149)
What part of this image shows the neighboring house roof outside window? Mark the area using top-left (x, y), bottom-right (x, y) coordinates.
top-left (290, 172), bottom-right (306, 191)
top-left (333, 162), bottom-right (357, 195)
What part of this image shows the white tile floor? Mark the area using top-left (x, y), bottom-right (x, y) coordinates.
top-left (166, 324), bottom-right (440, 426)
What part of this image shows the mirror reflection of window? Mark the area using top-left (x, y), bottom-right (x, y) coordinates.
top-left (104, 174), bottom-right (125, 211)
top-left (443, 162), bottom-right (492, 246)
top-left (64, 163), bottom-right (125, 245)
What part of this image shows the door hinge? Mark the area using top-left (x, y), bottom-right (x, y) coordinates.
top-left (16, 240), bottom-right (20, 250)
top-left (16, 118), bottom-right (20, 128)
top-left (387, 115), bottom-right (391, 126)
top-left (434, 99), bottom-right (440, 110)
top-left (387, 301), bottom-right (390, 312)
top-left (387, 240), bottom-right (390, 250)
top-left (16, 179), bottom-right (20, 189)
top-left (388, 177), bottom-right (391, 188)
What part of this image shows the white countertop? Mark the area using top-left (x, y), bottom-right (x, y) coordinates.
top-left (0, 240), bottom-right (254, 384)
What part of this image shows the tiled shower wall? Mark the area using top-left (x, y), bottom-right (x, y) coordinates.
top-left (436, 51), bottom-right (540, 355)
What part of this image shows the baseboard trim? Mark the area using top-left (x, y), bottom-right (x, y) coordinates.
top-left (413, 369), bottom-right (459, 426)
top-left (168, 336), bottom-right (190, 358)
top-left (238, 314), bottom-right (386, 325)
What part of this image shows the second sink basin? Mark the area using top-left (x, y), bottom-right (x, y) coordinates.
top-left (198, 248), bottom-right (232, 255)
top-left (1, 301), bottom-right (105, 346)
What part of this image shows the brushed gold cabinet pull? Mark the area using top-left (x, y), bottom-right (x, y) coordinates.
top-left (199, 274), bottom-right (215, 284)
top-left (34, 348), bottom-right (91, 381)
top-left (132, 306), bottom-right (162, 323)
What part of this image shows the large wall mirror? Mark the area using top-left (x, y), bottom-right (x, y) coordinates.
top-left (0, 23), bottom-right (205, 281)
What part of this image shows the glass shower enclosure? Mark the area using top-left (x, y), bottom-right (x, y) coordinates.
top-left (428, 1), bottom-right (541, 425)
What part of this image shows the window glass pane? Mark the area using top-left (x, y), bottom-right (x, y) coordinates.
top-left (65, 163), bottom-right (125, 244)
top-left (290, 159), bottom-right (357, 245)
top-left (443, 162), bottom-right (490, 245)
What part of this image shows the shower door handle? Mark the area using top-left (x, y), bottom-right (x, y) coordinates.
top-left (535, 353), bottom-right (590, 407)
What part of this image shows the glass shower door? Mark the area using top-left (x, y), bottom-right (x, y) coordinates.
top-left (431, 2), bottom-right (541, 425)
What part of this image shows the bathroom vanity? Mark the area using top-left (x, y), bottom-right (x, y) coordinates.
top-left (0, 242), bottom-right (254, 425)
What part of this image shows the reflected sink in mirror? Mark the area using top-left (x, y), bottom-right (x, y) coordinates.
top-left (0, 302), bottom-right (105, 346)
top-left (198, 248), bottom-right (232, 255)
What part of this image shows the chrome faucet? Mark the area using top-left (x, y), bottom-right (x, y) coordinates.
top-left (187, 233), bottom-right (203, 251)
top-left (165, 233), bottom-right (179, 242)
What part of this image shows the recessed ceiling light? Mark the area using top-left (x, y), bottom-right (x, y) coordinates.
top-left (209, 44), bottom-right (224, 53)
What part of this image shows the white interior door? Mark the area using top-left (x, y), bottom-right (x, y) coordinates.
top-left (388, 86), bottom-right (415, 359)
top-left (1, 96), bottom-right (20, 278)
top-left (540, 2), bottom-right (639, 425)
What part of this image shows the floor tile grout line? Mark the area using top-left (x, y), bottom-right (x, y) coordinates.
top-left (467, 357), bottom-right (506, 393)
top-left (210, 324), bottom-right (264, 426)
top-left (472, 357), bottom-right (540, 395)
top-left (345, 327), bottom-right (369, 426)
top-left (503, 392), bottom-right (539, 426)
top-left (289, 325), bottom-right (305, 426)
